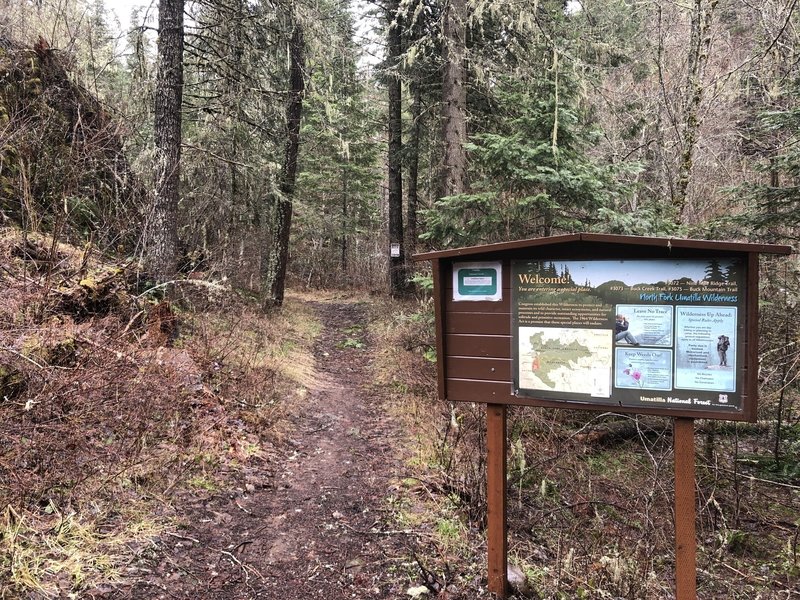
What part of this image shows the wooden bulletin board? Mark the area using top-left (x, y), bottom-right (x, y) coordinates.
top-left (416, 233), bottom-right (792, 422)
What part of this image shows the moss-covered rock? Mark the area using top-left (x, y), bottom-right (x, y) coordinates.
top-left (0, 363), bottom-right (25, 400)
top-left (21, 332), bottom-right (77, 367)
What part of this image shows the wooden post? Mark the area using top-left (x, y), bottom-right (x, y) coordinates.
top-left (674, 417), bottom-right (697, 600)
top-left (486, 403), bottom-right (508, 598)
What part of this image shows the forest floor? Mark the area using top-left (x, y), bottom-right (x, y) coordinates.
top-left (2, 232), bottom-right (797, 599)
top-left (0, 230), bottom-right (492, 599)
top-left (98, 297), bottom-right (491, 600)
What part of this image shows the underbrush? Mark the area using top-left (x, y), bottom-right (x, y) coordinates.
top-left (371, 296), bottom-right (493, 597)
top-left (371, 295), bottom-right (799, 599)
top-left (0, 228), bottom-right (318, 597)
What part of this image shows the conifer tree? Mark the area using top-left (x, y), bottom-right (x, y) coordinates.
top-left (145, 0), bottom-right (184, 280)
top-left (292, 6), bottom-right (381, 285)
top-left (385, 0), bottom-right (407, 295)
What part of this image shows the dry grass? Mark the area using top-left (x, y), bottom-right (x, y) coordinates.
top-left (369, 295), bottom-right (800, 599)
top-left (1, 503), bottom-right (161, 598)
top-left (369, 296), bottom-right (494, 595)
top-left (0, 228), bottom-right (319, 597)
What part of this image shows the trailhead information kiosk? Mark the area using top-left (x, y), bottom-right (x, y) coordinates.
top-left (414, 233), bottom-right (791, 599)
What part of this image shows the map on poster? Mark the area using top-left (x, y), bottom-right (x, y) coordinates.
top-left (512, 258), bottom-right (746, 413)
top-left (518, 327), bottom-right (612, 397)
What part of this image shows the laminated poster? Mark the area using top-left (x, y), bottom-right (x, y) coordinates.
top-left (512, 258), bottom-right (744, 413)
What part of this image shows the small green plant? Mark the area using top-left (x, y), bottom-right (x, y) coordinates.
top-left (410, 273), bottom-right (433, 292)
top-left (737, 451), bottom-right (800, 483)
top-left (539, 477), bottom-right (559, 500)
top-left (435, 517), bottom-right (462, 544)
top-left (337, 337), bottom-right (365, 349)
top-left (187, 475), bottom-right (217, 491)
top-left (276, 339), bottom-right (297, 356)
top-left (422, 347), bottom-right (436, 363)
top-left (243, 441), bottom-right (261, 458)
top-left (779, 529), bottom-right (800, 577)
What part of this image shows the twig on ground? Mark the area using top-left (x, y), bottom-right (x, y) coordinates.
top-left (338, 520), bottom-right (436, 541)
top-left (218, 548), bottom-right (258, 584)
top-left (135, 278), bottom-right (228, 300)
top-left (717, 562), bottom-right (766, 583)
top-left (230, 539), bottom-right (253, 554)
top-left (164, 531), bottom-right (202, 544)
top-left (1, 346), bottom-right (48, 369)
top-left (717, 466), bottom-right (800, 490)
top-left (121, 310), bottom-right (145, 336)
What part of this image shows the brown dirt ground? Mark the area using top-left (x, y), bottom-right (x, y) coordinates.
top-left (101, 300), bottom-right (440, 600)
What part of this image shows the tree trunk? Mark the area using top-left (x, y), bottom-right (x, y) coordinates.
top-left (229, 0), bottom-right (246, 281)
top-left (406, 81), bottom-right (422, 260)
top-left (387, 0), bottom-right (406, 296)
top-left (440, 0), bottom-right (468, 199)
top-left (675, 0), bottom-right (717, 217)
top-left (340, 164), bottom-right (348, 273)
top-left (146, 0), bottom-right (184, 281)
top-left (262, 23), bottom-right (305, 309)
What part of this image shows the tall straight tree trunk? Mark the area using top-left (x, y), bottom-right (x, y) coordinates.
top-left (439, 0), bottom-right (467, 441)
top-left (440, 0), bottom-right (468, 199)
top-left (340, 163), bottom-right (348, 273)
top-left (228, 0), bottom-right (246, 280)
top-left (675, 0), bottom-right (717, 217)
top-left (387, 0), bottom-right (406, 296)
top-left (262, 23), bottom-right (305, 309)
top-left (406, 81), bottom-right (422, 259)
top-left (146, 0), bottom-right (184, 280)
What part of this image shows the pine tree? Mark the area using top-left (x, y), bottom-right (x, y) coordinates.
top-left (421, 56), bottom-right (618, 246)
top-left (292, 6), bottom-right (381, 286)
top-left (440, 0), bottom-right (468, 199)
top-left (263, 18), bottom-right (305, 309)
top-left (384, 0), bottom-right (407, 295)
top-left (145, 0), bottom-right (184, 280)
top-left (704, 258), bottom-right (725, 282)
top-left (737, 82), bottom-right (800, 237)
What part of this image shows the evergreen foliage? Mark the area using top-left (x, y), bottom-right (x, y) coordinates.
top-left (735, 85), bottom-right (800, 238)
top-left (421, 69), bottom-right (622, 247)
top-left (293, 18), bottom-right (382, 286)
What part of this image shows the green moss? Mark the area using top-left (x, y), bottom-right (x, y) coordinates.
top-left (0, 363), bottom-right (26, 399)
top-left (20, 335), bottom-right (77, 367)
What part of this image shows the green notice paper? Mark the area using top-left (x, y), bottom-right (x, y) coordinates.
top-left (452, 262), bottom-right (502, 301)
top-left (458, 268), bottom-right (497, 295)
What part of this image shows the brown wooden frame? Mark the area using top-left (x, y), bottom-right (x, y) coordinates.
top-left (416, 233), bottom-right (792, 422)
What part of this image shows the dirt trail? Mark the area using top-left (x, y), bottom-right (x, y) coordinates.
top-left (118, 300), bottom-right (411, 599)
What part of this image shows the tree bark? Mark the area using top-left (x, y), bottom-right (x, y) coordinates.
top-left (406, 81), bottom-right (422, 259)
top-left (146, 0), bottom-right (184, 281)
top-left (262, 23), bottom-right (305, 309)
top-left (340, 164), bottom-right (348, 273)
top-left (387, 0), bottom-right (406, 296)
top-left (675, 0), bottom-right (717, 217)
top-left (440, 0), bottom-right (468, 199)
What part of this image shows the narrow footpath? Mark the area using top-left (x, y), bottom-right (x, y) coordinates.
top-left (120, 301), bottom-right (412, 599)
